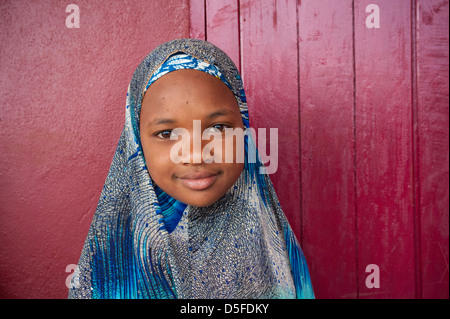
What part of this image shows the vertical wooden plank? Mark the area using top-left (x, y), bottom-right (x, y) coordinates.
top-left (298, 0), bottom-right (357, 299)
top-left (416, 0), bottom-right (449, 299)
top-left (190, 0), bottom-right (206, 40)
top-left (205, 0), bottom-right (240, 70)
top-left (355, 0), bottom-right (416, 298)
top-left (240, 1), bottom-right (301, 242)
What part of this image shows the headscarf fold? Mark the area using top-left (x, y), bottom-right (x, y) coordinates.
top-left (68, 38), bottom-right (314, 299)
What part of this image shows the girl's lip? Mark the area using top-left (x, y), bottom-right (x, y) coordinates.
top-left (178, 172), bottom-right (218, 190)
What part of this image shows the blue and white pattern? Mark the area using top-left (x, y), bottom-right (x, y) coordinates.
top-left (145, 53), bottom-right (232, 93)
top-left (68, 39), bottom-right (314, 299)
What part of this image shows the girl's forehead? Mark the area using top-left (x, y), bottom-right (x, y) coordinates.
top-left (143, 70), bottom-right (236, 108)
top-left (137, 52), bottom-right (248, 129)
top-left (141, 69), bottom-right (240, 120)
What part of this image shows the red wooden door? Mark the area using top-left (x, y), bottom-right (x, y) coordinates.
top-left (190, 0), bottom-right (449, 299)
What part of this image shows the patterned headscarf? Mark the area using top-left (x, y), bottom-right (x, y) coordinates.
top-left (68, 38), bottom-right (314, 299)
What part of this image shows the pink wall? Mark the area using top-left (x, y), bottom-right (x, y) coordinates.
top-left (1, 0), bottom-right (448, 300)
top-left (191, 0), bottom-right (449, 299)
top-left (0, 0), bottom-right (189, 298)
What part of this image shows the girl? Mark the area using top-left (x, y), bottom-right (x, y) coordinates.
top-left (68, 38), bottom-right (314, 299)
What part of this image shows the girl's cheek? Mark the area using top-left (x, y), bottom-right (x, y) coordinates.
top-left (224, 135), bottom-right (245, 164)
top-left (201, 135), bottom-right (243, 164)
top-left (142, 141), bottom-right (171, 164)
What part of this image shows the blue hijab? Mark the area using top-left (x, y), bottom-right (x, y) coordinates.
top-left (68, 38), bottom-right (314, 299)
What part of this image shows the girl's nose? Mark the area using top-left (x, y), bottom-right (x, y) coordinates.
top-left (177, 124), bottom-right (205, 164)
top-left (180, 135), bottom-right (216, 165)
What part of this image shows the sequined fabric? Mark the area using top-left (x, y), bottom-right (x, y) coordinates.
top-left (68, 38), bottom-right (314, 299)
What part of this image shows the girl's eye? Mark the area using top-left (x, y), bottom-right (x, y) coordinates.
top-left (156, 130), bottom-right (173, 139)
top-left (205, 124), bottom-right (229, 134)
top-left (155, 128), bottom-right (185, 140)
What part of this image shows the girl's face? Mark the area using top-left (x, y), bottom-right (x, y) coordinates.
top-left (140, 69), bottom-right (245, 207)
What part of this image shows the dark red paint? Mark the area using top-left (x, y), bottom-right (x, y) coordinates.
top-left (0, 0), bottom-right (189, 298)
top-left (0, 0), bottom-right (447, 299)
top-left (192, 0), bottom-right (449, 299)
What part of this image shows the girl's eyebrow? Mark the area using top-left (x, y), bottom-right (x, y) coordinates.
top-left (151, 118), bottom-right (176, 126)
top-left (208, 109), bottom-right (232, 119)
top-left (149, 109), bottom-right (233, 126)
